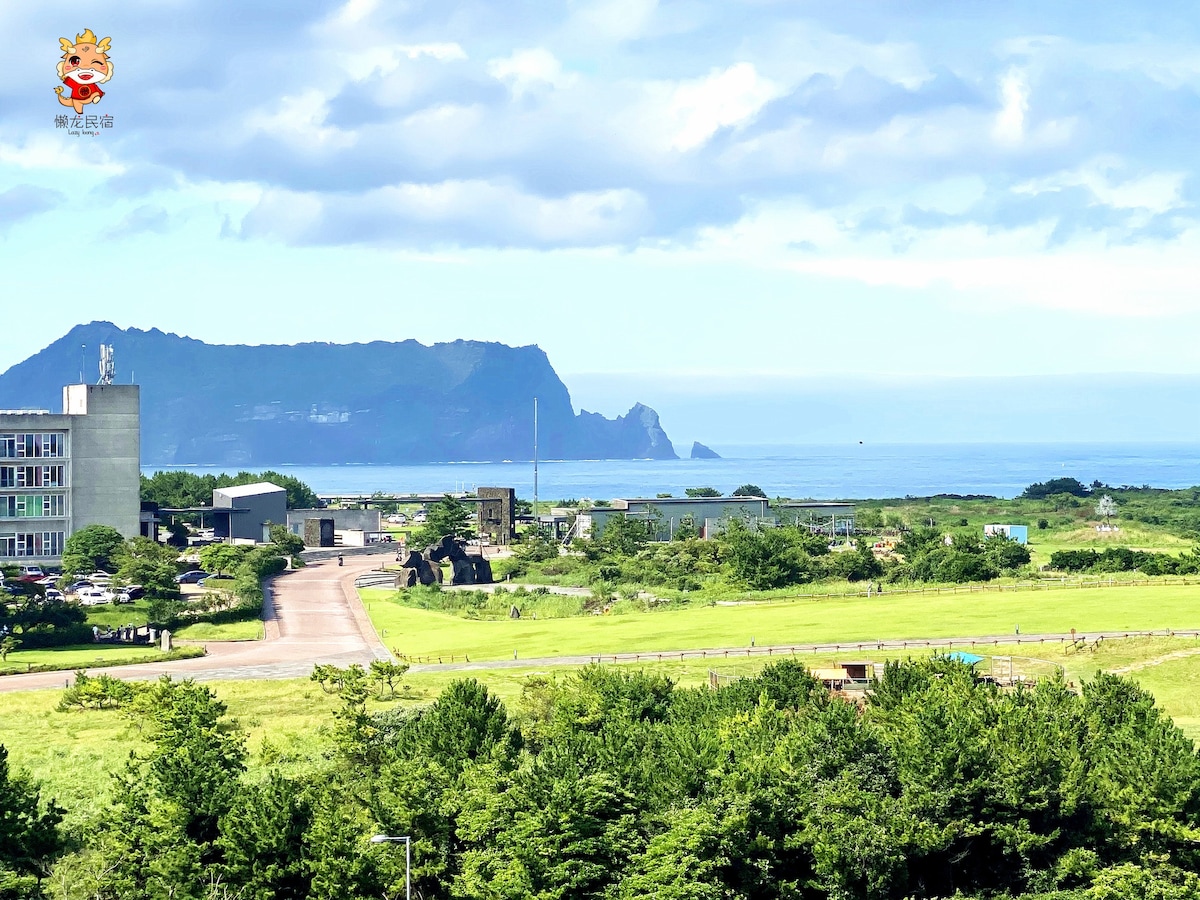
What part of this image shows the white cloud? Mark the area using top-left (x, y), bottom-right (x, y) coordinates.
top-left (993, 69), bottom-right (1030, 143)
top-left (243, 90), bottom-right (356, 151)
top-left (488, 48), bottom-right (575, 97)
top-left (568, 0), bottom-right (659, 42)
top-left (242, 180), bottom-right (651, 247)
top-left (0, 137), bottom-right (125, 174)
top-left (664, 63), bottom-right (782, 152)
top-left (1016, 159), bottom-right (1185, 214)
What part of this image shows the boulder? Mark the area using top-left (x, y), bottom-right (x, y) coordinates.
top-left (451, 557), bottom-right (477, 585)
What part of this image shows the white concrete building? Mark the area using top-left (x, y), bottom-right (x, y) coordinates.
top-left (0, 384), bottom-right (140, 564)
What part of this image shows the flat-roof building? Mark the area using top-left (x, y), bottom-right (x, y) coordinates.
top-left (0, 383), bottom-right (140, 564)
top-left (578, 496), bottom-right (857, 541)
top-left (213, 482), bottom-right (287, 543)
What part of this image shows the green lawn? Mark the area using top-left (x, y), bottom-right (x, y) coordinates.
top-left (0, 644), bottom-right (187, 676)
top-left (172, 620), bottom-right (263, 641)
top-left (361, 580), bottom-right (1200, 662)
top-left (81, 599), bottom-right (262, 641)
top-left (83, 600), bottom-right (152, 628)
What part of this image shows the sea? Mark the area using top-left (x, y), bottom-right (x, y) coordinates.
top-left (141, 442), bottom-right (1200, 501)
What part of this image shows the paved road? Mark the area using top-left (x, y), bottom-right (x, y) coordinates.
top-left (0, 556), bottom-right (390, 692)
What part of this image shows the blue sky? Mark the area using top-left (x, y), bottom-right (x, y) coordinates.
top-left (5, 1), bottom-right (1200, 417)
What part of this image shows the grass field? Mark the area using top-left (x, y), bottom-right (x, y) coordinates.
top-left (361, 580), bottom-right (1200, 662)
top-left (172, 620), bottom-right (263, 641)
top-left (8, 636), bottom-right (1200, 828)
top-left (0, 644), bottom-right (200, 676)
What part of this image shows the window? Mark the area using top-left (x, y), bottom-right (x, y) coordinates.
top-left (0, 531), bottom-right (63, 558)
top-left (0, 433), bottom-right (66, 459)
top-left (13, 466), bottom-right (65, 488)
top-left (0, 467), bottom-right (11, 489)
top-left (0, 495), bottom-right (66, 518)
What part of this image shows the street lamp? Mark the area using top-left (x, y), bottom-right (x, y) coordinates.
top-left (369, 834), bottom-right (411, 900)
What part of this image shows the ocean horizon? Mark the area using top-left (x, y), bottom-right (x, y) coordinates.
top-left (141, 441), bottom-right (1200, 502)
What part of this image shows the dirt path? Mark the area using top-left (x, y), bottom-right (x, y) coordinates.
top-left (0, 556), bottom-right (390, 692)
top-left (1109, 646), bottom-right (1200, 675)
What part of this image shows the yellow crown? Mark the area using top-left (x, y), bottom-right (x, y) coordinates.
top-left (76, 28), bottom-right (96, 45)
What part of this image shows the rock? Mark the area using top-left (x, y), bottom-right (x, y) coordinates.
top-left (396, 568), bottom-right (418, 588)
top-left (509, 605), bottom-right (521, 619)
top-left (472, 557), bottom-right (493, 584)
top-left (691, 441), bottom-right (721, 459)
top-left (451, 557), bottom-right (477, 585)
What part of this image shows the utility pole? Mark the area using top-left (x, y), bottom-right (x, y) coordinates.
top-left (533, 397), bottom-right (539, 530)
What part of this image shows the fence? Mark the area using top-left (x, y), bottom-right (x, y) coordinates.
top-left (396, 630), bottom-right (1200, 667)
top-left (775, 576), bottom-right (1200, 603)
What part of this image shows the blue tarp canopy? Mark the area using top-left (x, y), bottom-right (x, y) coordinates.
top-left (946, 651), bottom-right (985, 666)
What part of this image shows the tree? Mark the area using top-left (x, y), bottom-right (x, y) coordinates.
top-left (1021, 477), bottom-right (1090, 499)
top-left (595, 513), bottom-right (653, 558)
top-left (199, 543), bottom-right (249, 577)
top-left (269, 523), bottom-right (305, 558)
top-left (368, 659), bottom-right (410, 700)
top-left (411, 495), bottom-right (475, 547)
top-left (0, 745), bottom-right (65, 890)
top-left (733, 484), bottom-right (767, 498)
top-left (116, 537), bottom-right (181, 600)
top-left (61, 524), bottom-right (126, 575)
top-left (685, 487), bottom-right (721, 498)
top-left (1096, 494), bottom-right (1118, 526)
top-left (0, 635), bottom-right (19, 662)
top-left (719, 521), bottom-right (813, 589)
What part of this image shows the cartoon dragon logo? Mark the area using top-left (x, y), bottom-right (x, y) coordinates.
top-left (54, 28), bottom-right (113, 114)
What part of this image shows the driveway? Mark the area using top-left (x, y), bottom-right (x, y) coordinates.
top-left (0, 556), bottom-right (390, 692)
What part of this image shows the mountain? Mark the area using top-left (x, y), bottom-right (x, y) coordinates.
top-left (0, 323), bottom-right (678, 466)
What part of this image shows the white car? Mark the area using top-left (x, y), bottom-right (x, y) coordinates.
top-left (413, 512), bottom-right (427, 523)
top-left (44, 588), bottom-right (64, 602)
top-left (77, 589), bottom-right (109, 606)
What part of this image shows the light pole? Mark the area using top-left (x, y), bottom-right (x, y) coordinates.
top-left (369, 834), bottom-right (411, 900)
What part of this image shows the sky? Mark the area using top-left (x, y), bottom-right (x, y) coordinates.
top-left (5, 1), bottom-right (1200, 419)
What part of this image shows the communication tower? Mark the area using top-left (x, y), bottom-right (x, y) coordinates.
top-left (98, 344), bottom-right (115, 385)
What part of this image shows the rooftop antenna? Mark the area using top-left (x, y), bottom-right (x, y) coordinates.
top-left (79, 344), bottom-right (86, 383)
top-left (98, 344), bottom-right (115, 385)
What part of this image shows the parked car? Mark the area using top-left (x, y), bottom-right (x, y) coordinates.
top-left (77, 588), bottom-right (109, 605)
top-left (65, 580), bottom-right (93, 594)
top-left (118, 585), bottom-right (145, 602)
top-left (175, 570), bottom-right (211, 584)
top-left (18, 565), bottom-right (45, 579)
top-left (44, 588), bottom-right (64, 602)
top-left (87, 571), bottom-right (113, 586)
top-left (413, 511), bottom-right (428, 524)
top-left (197, 574), bottom-right (234, 587)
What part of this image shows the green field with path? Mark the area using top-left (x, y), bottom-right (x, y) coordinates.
top-left (362, 581), bottom-right (1200, 661)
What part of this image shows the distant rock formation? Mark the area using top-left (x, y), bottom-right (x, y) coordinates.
top-left (0, 322), bottom-right (679, 465)
top-left (690, 441), bottom-right (721, 459)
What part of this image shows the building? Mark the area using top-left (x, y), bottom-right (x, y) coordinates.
top-left (581, 496), bottom-right (775, 541)
top-left (0, 383), bottom-right (140, 564)
top-left (286, 507), bottom-right (381, 536)
top-left (212, 482), bottom-right (287, 543)
top-left (579, 496), bottom-right (858, 542)
top-left (775, 502), bottom-right (857, 536)
top-left (477, 487), bottom-right (516, 544)
top-left (984, 524), bottom-right (1028, 545)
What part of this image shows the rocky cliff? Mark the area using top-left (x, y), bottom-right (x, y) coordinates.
top-left (0, 323), bottom-right (678, 466)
